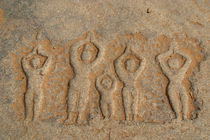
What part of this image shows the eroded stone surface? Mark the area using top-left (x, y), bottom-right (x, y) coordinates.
top-left (0, 0), bottom-right (209, 140)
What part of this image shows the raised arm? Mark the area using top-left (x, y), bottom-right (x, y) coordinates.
top-left (70, 34), bottom-right (91, 65)
top-left (115, 46), bottom-right (130, 73)
top-left (90, 41), bottom-right (104, 67)
top-left (132, 48), bottom-right (146, 77)
top-left (24, 47), bottom-right (37, 59)
top-left (21, 57), bottom-right (30, 72)
top-left (157, 49), bottom-right (173, 76)
top-left (176, 49), bottom-right (192, 75)
top-left (21, 47), bottom-right (37, 71)
top-left (135, 55), bottom-right (146, 77)
top-left (40, 55), bottom-right (52, 75)
top-left (36, 43), bottom-right (53, 75)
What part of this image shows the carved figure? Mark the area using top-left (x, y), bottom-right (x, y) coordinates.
top-left (22, 44), bottom-right (52, 121)
top-left (115, 45), bottom-right (146, 120)
top-left (96, 72), bottom-right (117, 119)
top-left (157, 41), bottom-right (192, 121)
top-left (66, 32), bottom-right (103, 124)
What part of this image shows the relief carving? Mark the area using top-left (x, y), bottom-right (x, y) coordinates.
top-left (66, 32), bottom-right (103, 124)
top-left (96, 72), bottom-right (116, 119)
top-left (157, 41), bottom-right (192, 121)
top-left (157, 34), bottom-right (204, 120)
top-left (10, 31), bottom-right (204, 124)
top-left (21, 38), bottom-right (52, 121)
top-left (114, 39), bottom-right (146, 120)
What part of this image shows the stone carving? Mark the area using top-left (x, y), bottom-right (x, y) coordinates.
top-left (66, 32), bottom-right (103, 124)
top-left (96, 72), bottom-right (116, 119)
top-left (21, 42), bottom-right (52, 121)
top-left (94, 39), bottom-right (126, 120)
top-left (38, 44), bottom-right (73, 122)
top-left (157, 41), bottom-right (192, 121)
top-left (114, 34), bottom-right (174, 122)
top-left (115, 43), bottom-right (146, 120)
top-left (11, 31), bottom-right (204, 124)
top-left (157, 35), bottom-right (204, 120)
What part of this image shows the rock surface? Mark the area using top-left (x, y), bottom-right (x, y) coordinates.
top-left (0, 0), bottom-right (209, 139)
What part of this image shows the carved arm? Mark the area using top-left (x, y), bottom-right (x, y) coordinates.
top-left (176, 49), bottom-right (192, 75)
top-left (157, 49), bottom-right (173, 76)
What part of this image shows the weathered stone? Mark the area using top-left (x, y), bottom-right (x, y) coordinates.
top-left (0, 0), bottom-right (209, 139)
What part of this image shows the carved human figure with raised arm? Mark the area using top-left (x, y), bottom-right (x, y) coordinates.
top-left (66, 32), bottom-right (103, 124)
top-left (22, 42), bottom-right (52, 121)
top-left (115, 45), bottom-right (146, 120)
top-left (157, 41), bottom-right (192, 121)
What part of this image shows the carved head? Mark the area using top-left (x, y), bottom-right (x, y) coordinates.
top-left (123, 55), bottom-right (141, 73)
top-left (30, 56), bottom-right (42, 69)
top-left (96, 74), bottom-right (114, 91)
top-left (80, 43), bottom-right (98, 63)
top-left (100, 75), bottom-right (113, 90)
top-left (28, 54), bottom-right (47, 69)
top-left (167, 53), bottom-right (185, 70)
top-left (168, 58), bottom-right (181, 69)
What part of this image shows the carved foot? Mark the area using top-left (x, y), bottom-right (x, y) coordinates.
top-left (65, 112), bottom-right (78, 125)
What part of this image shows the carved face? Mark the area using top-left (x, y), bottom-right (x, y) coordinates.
top-left (30, 57), bottom-right (42, 69)
top-left (80, 43), bottom-right (98, 63)
top-left (123, 55), bottom-right (140, 73)
top-left (29, 54), bottom-right (47, 69)
top-left (167, 54), bottom-right (185, 70)
top-left (96, 74), bottom-right (114, 91)
top-left (168, 58), bottom-right (181, 69)
top-left (100, 75), bottom-right (113, 90)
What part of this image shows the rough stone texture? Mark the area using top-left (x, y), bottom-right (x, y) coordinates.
top-left (0, 0), bottom-right (209, 140)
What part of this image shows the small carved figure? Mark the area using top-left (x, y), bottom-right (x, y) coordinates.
top-left (96, 72), bottom-right (116, 119)
top-left (115, 45), bottom-right (146, 120)
top-left (157, 41), bottom-right (192, 121)
top-left (22, 43), bottom-right (52, 121)
top-left (66, 32), bottom-right (103, 124)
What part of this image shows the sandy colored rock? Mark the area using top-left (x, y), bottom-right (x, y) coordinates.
top-left (0, 0), bottom-right (209, 140)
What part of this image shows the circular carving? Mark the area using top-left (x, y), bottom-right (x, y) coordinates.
top-left (97, 74), bottom-right (114, 90)
top-left (167, 58), bottom-right (180, 69)
top-left (123, 55), bottom-right (141, 73)
top-left (167, 54), bottom-right (185, 70)
top-left (79, 43), bottom-right (98, 63)
top-left (29, 54), bottom-right (47, 69)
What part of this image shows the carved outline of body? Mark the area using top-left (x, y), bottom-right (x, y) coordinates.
top-left (22, 47), bottom-right (52, 121)
top-left (96, 72), bottom-right (117, 119)
top-left (157, 47), bottom-right (192, 120)
top-left (67, 32), bottom-right (103, 124)
top-left (114, 45), bottom-right (146, 120)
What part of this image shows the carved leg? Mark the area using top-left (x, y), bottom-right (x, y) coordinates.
top-left (66, 89), bottom-right (79, 124)
top-left (89, 88), bottom-right (103, 119)
top-left (25, 91), bottom-right (34, 121)
top-left (132, 89), bottom-right (137, 120)
top-left (180, 87), bottom-right (192, 120)
top-left (77, 93), bottom-right (90, 124)
top-left (123, 87), bottom-right (134, 120)
top-left (111, 90), bottom-right (125, 120)
top-left (100, 101), bottom-right (109, 119)
top-left (168, 85), bottom-right (183, 121)
top-left (107, 103), bottom-right (111, 119)
top-left (134, 87), bottom-right (144, 121)
top-left (34, 88), bottom-right (43, 120)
